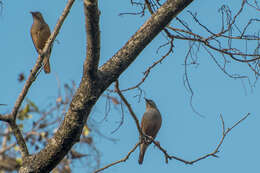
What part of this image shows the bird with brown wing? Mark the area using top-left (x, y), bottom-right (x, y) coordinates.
top-left (30, 11), bottom-right (51, 74)
top-left (138, 98), bottom-right (162, 164)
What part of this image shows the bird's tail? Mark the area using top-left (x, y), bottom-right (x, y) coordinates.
top-left (138, 143), bottom-right (148, 164)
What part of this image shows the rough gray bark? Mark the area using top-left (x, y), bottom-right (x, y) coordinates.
top-left (19, 0), bottom-right (193, 172)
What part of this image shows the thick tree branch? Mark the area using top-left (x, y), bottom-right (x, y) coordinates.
top-left (99, 0), bottom-right (194, 86)
top-left (83, 0), bottom-right (100, 78)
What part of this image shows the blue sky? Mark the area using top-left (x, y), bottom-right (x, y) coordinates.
top-left (1, 0), bottom-right (260, 173)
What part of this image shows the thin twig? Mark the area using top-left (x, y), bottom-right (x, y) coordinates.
top-left (0, 143), bottom-right (16, 155)
top-left (114, 80), bottom-right (143, 136)
top-left (94, 142), bottom-right (140, 173)
top-left (149, 113), bottom-right (250, 164)
top-left (119, 40), bottom-right (173, 92)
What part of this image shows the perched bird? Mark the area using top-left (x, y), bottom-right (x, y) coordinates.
top-left (30, 11), bottom-right (51, 74)
top-left (138, 98), bottom-right (162, 164)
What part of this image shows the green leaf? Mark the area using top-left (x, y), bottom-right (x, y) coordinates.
top-left (26, 99), bottom-right (39, 112)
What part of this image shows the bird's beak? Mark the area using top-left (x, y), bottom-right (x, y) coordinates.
top-left (144, 98), bottom-right (148, 102)
top-left (30, 11), bottom-right (35, 16)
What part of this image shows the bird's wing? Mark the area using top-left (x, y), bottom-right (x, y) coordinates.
top-left (141, 111), bottom-right (162, 138)
top-left (31, 27), bottom-right (41, 53)
top-left (38, 24), bottom-right (51, 50)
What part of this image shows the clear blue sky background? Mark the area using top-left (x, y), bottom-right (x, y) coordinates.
top-left (1, 0), bottom-right (260, 173)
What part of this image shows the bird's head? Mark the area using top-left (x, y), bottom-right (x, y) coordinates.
top-left (30, 11), bottom-right (44, 21)
top-left (145, 98), bottom-right (157, 109)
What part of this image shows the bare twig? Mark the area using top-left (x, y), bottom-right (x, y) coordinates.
top-left (149, 113), bottom-right (250, 164)
top-left (0, 128), bottom-right (13, 155)
top-left (94, 111), bottom-right (250, 173)
top-left (183, 41), bottom-right (204, 117)
top-left (122, 40), bottom-right (173, 92)
top-left (94, 142), bottom-right (140, 173)
top-left (114, 80), bottom-right (143, 136)
top-left (119, 0), bottom-right (145, 16)
top-left (0, 143), bottom-right (16, 155)
top-left (246, 0), bottom-right (260, 11)
top-left (110, 101), bottom-right (125, 134)
top-left (145, 0), bottom-right (154, 14)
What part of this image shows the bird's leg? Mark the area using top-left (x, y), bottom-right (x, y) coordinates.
top-left (140, 135), bottom-right (146, 144)
top-left (144, 134), bottom-right (154, 144)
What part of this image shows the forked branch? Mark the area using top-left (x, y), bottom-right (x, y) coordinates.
top-left (95, 89), bottom-right (250, 172)
top-left (0, 0), bottom-right (76, 160)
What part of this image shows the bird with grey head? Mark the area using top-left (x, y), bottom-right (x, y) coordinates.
top-left (138, 98), bottom-right (162, 164)
top-left (30, 11), bottom-right (51, 74)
